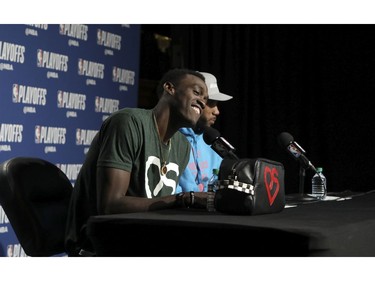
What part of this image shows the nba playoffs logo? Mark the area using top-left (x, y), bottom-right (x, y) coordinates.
top-left (0, 123), bottom-right (23, 143)
top-left (34, 125), bottom-right (67, 144)
top-left (75, 128), bottom-right (98, 145)
top-left (0, 40), bottom-right (25, 63)
top-left (112, 66), bottom-right (135, 85)
top-left (96, 28), bottom-right (121, 50)
top-left (77, 58), bottom-right (104, 78)
top-left (94, 96), bottom-right (119, 114)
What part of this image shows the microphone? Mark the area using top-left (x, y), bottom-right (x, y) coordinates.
top-left (203, 127), bottom-right (239, 160)
top-left (277, 132), bottom-right (317, 172)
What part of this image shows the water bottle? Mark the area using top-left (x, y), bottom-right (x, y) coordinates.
top-left (311, 167), bottom-right (327, 200)
top-left (207, 168), bottom-right (219, 212)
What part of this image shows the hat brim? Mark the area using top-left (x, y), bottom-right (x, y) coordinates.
top-left (209, 92), bottom-right (233, 101)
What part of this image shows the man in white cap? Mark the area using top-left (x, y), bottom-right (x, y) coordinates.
top-left (177, 72), bottom-right (233, 193)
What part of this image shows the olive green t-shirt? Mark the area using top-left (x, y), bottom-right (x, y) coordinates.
top-left (97, 108), bottom-right (190, 196)
top-left (65, 108), bottom-right (190, 255)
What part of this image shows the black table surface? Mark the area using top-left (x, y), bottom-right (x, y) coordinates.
top-left (87, 190), bottom-right (375, 257)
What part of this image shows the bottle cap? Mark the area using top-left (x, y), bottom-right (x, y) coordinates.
top-left (316, 167), bottom-right (323, 172)
top-left (213, 168), bottom-right (219, 175)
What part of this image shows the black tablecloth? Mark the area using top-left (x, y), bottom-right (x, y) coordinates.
top-left (87, 190), bottom-right (375, 257)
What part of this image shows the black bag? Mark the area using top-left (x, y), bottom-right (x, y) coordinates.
top-left (215, 158), bottom-right (285, 215)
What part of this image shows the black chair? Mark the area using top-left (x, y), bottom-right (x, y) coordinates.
top-left (0, 157), bottom-right (73, 257)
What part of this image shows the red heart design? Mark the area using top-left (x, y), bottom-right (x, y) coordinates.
top-left (264, 166), bottom-right (280, 206)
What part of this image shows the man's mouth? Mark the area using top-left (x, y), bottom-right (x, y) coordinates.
top-left (191, 105), bottom-right (201, 115)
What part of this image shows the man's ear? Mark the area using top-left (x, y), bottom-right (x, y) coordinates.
top-left (163, 82), bottom-right (175, 95)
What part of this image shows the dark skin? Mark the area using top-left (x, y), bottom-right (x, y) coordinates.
top-left (97, 74), bottom-right (209, 214)
top-left (194, 99), bottom-right (220, 134)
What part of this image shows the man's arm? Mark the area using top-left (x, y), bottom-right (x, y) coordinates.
top-left (96, 167), bottom-right (207, 214)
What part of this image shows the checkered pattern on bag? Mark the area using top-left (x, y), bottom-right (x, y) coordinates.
top-left (218, 179), bottom-right (255, 195)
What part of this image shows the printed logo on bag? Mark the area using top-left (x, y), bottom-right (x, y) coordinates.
top-left (263, 166), bottom-right (280, 206)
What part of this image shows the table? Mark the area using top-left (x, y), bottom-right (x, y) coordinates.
top-left (86, 190), bottom-right (375, 257)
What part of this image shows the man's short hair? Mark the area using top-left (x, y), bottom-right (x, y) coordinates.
top-left (156, 68), bottom-right (205, 98)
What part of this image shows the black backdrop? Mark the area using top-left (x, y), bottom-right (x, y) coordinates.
top-left (140, 24), bottom-right (375, 194)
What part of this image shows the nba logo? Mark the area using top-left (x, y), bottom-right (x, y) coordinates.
top-left (37, 49), bottom-right (43, 67)
top-left (35, 125), bottom-right (41, 144)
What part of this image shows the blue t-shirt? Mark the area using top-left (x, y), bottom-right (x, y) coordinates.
top-left (177, 127), bottom-right (222, 192)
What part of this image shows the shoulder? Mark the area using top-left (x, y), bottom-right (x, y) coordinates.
top-left (99, 108), bottom-right (153, 138)
top-left (105, 108), bottom-right (152, 125)
top-left (111, 108), bottom-right (151, 119)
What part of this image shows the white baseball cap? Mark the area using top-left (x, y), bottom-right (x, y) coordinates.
top-left (200, 72), bottom-right (233, 101)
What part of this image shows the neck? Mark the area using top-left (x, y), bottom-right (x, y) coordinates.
top-left (152, 106), bottom-right (175, 144)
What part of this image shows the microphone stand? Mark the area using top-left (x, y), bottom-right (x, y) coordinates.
top-left (287, 164), bottom-right (317, 204)
top-left (299, 165), bottom-right (305, 195)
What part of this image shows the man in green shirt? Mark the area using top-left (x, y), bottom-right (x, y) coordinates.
top-left (65, 68), bottom-right (209, 256)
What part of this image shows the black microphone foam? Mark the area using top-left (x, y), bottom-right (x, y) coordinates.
top-left (277, 132), bottom-right (294, 148)
top-left (203, 126), bottom-right (220, 145)
top-left (203, 126), bottom-right (239, 159)
top-left (277, 131), bottom-right (315, 171)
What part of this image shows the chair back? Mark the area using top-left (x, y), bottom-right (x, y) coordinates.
top-left (0, 157), bottom-right (73, 256)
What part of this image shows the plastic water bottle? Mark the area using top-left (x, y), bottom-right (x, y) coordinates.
top-left (311, 167), bottom-right (327, 200)
top-left (207, 168), bottom-right (219, 212)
